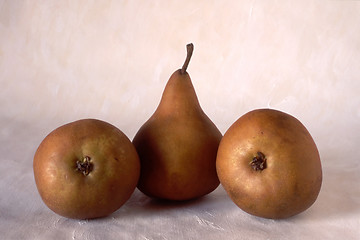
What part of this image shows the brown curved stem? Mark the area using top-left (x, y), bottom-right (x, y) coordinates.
top-left (181, 43), bottom-right (194, 74)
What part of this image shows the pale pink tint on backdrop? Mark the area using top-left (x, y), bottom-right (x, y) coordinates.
top-left (0, 1), bottom-right (359, 239)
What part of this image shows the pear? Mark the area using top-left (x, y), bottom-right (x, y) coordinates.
top-left (133, 43), bottom-right (222, 201)
top-left (216, 109), bottom-right (322, 219)
top-left (33, 119), bottom-right (140, 219)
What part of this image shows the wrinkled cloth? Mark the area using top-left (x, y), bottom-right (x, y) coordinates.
top-left (0, 118), bottom-right (359, 240)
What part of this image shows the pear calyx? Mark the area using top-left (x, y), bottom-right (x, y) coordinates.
top-left (76, 156), bottom-right (93, 176)
top-left (250, 152), bottom-right (267, 171)
top-left (181, 43), bottom-right (194, 74)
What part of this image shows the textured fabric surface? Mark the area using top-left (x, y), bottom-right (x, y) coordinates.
top-left (1, 1), bottom-right (360, 239)
top-left (1, 129), bottom-right (359, 240)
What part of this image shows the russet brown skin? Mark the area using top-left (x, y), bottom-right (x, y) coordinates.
top-left (216, 109), bottom-right (322, 219)
top-left (33, 119), bottom-right (140, 219)
top-left (133, 44), bottom-right (222, 201)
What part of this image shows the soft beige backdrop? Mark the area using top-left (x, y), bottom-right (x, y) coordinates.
top-left (1, 1), bottom-right (359, 239)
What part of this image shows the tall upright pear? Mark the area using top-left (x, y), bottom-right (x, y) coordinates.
top-left (133, 43), bottom-right (222, 201)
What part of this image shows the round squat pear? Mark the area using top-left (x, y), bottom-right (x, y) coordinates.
top-left (33, 119), bottom-right (140, 219)
top-left (133, 43), bottom-right (222, 201)
top-left (216, 109), bottom-right (322, 219)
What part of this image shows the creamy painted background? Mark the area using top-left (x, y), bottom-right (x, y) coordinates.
top-left (0, 1), bottom-right (359, 239)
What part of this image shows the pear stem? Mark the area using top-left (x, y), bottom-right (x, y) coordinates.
top-left (181, 43), bottom-right (194, 74)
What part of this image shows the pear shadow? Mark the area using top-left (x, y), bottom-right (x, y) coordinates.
top-left (111, 187), bottom-right (228, 220)
top-left (140, 195), bottom-right (208, 211)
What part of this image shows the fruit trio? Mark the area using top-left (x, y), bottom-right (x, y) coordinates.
top-left (33, 44), bottom-right (322, 220)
